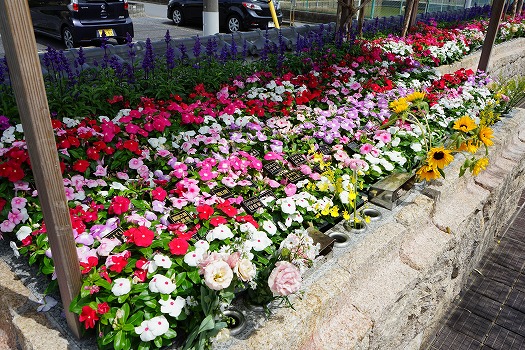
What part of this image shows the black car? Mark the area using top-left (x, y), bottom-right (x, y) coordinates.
top-left (167, 0), bottom-right (283, 33)
top-left (28, 0), bottom-right (134, 49)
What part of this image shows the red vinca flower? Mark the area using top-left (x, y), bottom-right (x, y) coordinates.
top-left (79, 306), bottom-right (99, 329)
top-left (209, 216), bottom-right (228, 227)
top-left (108, 196), bottom-right (130, 215)
top-left (97, 302), bottom-right (110, 315)
top-left (108, 255), bottom-right (128, 273)
top-left (80, 256), bottom-right (98, 275)
top-left (125, 226), bottom-right (155, 247)
top-left (168, 238), bottom-right (189, 255)
top-left (197, 204), bottom-right (214, 220)
top-left (151, 187), bottom-right (167, 201)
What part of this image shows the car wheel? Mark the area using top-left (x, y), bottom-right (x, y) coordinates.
top-left (62, 27), bottom-right (76, 49)
top-left (227, 15), bottom-right (242, 33)
top-left (171, 8), bottom-right (184, 25)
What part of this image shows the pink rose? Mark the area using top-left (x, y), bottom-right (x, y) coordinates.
top-left (267, 261), bottom-right (302, 297)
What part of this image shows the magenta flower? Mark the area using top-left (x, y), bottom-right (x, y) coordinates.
top-left (198, 166), bottom-right (215, 181)
top-left (360, 143), bottom-right (373, 154)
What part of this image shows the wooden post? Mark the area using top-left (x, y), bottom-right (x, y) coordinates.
top-left (401, 0), bottom-right (414, 36)
top-left (0, 0), bottom-right (82, 339)
top-left (357, 5), bottom-right (366, 37)
top-left (477, 0), bottom-right (507, 72)
top-left (410, 0), bottom-right (420, 28)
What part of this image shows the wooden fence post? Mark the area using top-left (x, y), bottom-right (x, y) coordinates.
top-left (477, 0), bottom-right (507, 72)
top-left (0, 0), bottom-right (82, 339)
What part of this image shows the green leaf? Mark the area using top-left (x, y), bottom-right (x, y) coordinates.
top-left (437, 167), bottom-right (446, 179)
top-left (154, 336), bottom-right (163, 348)
top-left (137, 342), bottom-right (150, 350)
top-left (198, 315), bottom-right (215, 334)
top-left (95, 279), bottom-right (112, 290)
top-left (187, 270), bottom-right (201, 284)
top-left (121, 303), bottom-right (130, 323)
top-left (114, 330), bottom-right (124, 350)
top-left (144, 300), bottom-right (158, 309)
top-left (127, 310), bottom-right (144, 326)
top-left (163, 328), bottom-right (177, 339)
top-left (122, 324), bottom-right (135, 332)
top-left (101, 331), bottom-right (116, 346)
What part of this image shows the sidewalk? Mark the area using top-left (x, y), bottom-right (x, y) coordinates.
top-left (427, 189), bottom-right (525, 350)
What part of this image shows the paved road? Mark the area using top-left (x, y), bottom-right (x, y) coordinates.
top-left (0, 2), bottom-right (202, 56)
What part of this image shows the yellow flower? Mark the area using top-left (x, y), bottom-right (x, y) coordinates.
top-left (458, 140), bottom-right (479, 154)
top-left (389, 98), bottom-right (409, 114)
top-left (406, 91), bottom-right (426, 102)
top-left (317, 182), bottom-right (329, 192)
top-left (427, 146), bottom-right (454, 169)
top-left (453, 116), bottom-right (477, 133)
top-left (343, 210), bottom-right (350, 221)
top-left (479, 126), bottom-right (494, 146)
top-left (330, 206), bottom-right (339, 217)
top-left (416, 164), bottom-right (441, 182)
top-left (321, 204), bottom-right (331, 216)
top-left (473, 157), bottom-right (489, 175)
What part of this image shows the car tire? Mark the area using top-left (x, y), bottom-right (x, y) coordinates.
top-left (227, 14), bottom-right (242, 33)
top-left (171, 8), bottom-right (184, 25)
top-left (62, 27), bottom-right (77, 49)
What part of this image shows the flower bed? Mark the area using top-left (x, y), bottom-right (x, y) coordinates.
top-left (0, 13), bottom-right (523, 350)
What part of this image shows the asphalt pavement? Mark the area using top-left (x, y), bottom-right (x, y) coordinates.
top-left (0, 2), bottom-right (202, 56)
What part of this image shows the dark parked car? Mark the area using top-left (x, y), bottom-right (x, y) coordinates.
top-left (28, 0), bottom-right (134, 49)
top-left (167, 0), bottom-right (282, 33)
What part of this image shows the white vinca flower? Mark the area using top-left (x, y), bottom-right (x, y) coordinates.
top-left (159, 296), bottom-right (186, 317)
top-left (206, 224), bottom-right (234, 241)
top-left (262, 220), bottom-right (277, 236)
top-left (149, 274), bottom-right (176, 294)
top-left (184, 248), bottom-right (206, 267)
top-left (249, 231), bottom-right (273, 251)
top-left (153, 254), bottom-right (172, 269)
top-left (15, 226), bottom-right (32, 241)
top-left (112, 278), bottom-right (131, 296)
top-left (279, 197), bottom-right (296, 214)
top-left (135, 316), bottom-right (170, 342)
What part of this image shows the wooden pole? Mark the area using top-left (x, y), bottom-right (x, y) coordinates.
top-left (410, 0), bottom-right (420, 28)
top-left (357, 5), bottom-right (366, 37)
top-left (478, 0), bottom-right (507, 72)
top-left (402, 0), bottom-right (414, 36)
top-left (0, 0), bottom-right (82, 338)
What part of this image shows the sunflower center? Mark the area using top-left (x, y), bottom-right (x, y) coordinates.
top-left (433, 152), bottom-right (445, 160)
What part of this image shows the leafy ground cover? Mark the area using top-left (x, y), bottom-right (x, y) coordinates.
top-left (0, 10), bottom-right (524, 350)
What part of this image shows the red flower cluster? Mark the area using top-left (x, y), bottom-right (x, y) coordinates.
top-left (124, 226), bottom-right (155, 247)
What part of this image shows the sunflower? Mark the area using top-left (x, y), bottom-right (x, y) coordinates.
top-left (472, 157), bottom-right (489, 176)
top-left (406, 91), bottom-right (426, 102)
top-left (427, 146), bottom-right (454, 169)
top-left (458, 140), bottom-right (479, 154)
top-left (453, 115), bottom-right (477, 133)
top-left (479, 126), bottom-right (494, 146)
top-left (416, 164), bottom-right (441, 181)
top-left (389, 98), bottom-right (409, 114)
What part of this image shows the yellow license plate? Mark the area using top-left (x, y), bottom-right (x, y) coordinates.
top-left (98, 29), bottom-right (115, 37)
